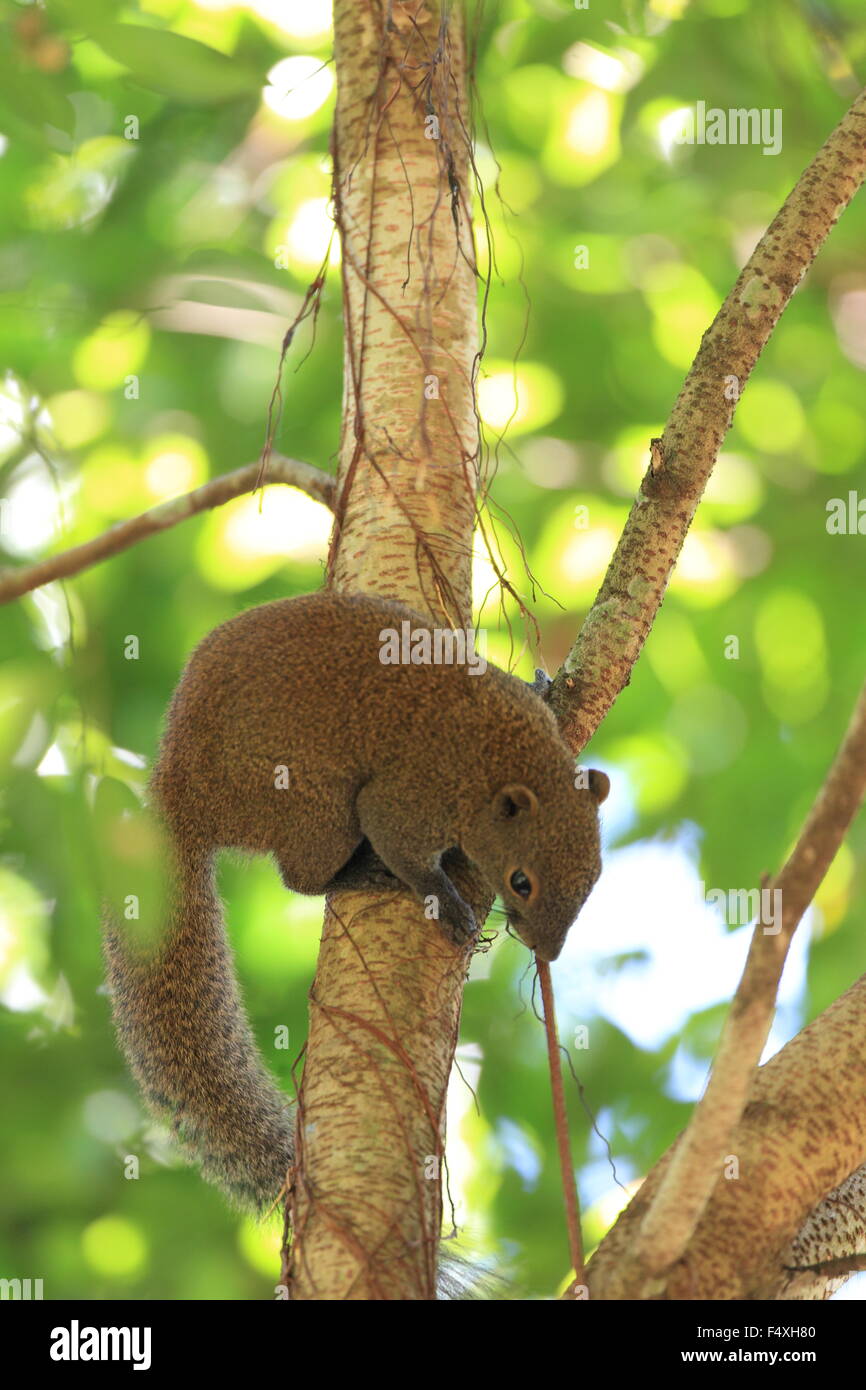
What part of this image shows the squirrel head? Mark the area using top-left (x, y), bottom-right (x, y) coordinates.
top-left (464, 768), bottom-right (609, 962)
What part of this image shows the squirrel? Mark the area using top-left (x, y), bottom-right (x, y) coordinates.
top-left (104, 590), bottom-right (609, 1218)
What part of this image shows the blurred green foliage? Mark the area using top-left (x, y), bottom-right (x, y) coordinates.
top-left (1, 0), bottom-right (866, 1300)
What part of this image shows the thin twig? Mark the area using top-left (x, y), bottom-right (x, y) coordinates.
top-left (0, 454), bottom-right (335, 604)
top-left (636, 675), bottom-right (866, 1282)
top-left (537, 958), bottom-right (585, 1295)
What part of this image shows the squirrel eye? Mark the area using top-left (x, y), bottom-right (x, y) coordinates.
top-left (509, 869), bottom-right (533, 899)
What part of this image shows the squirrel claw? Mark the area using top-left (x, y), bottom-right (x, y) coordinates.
top-left (438, 898), bottom-right (478, 950)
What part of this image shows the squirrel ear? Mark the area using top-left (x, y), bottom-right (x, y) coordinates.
top-left (493, 784), bottom-right (539, 819)
top-left (587, 769), bottom-right (610, 804)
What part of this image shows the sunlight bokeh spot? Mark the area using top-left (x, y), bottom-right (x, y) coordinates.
top-left (73, 312), bottom-right (151, 391)
top-left (701, 452), bottom-right (764, 521)
top-left (813, 844), bottom-right (854, 936)
top-left (228, 0), bottom-right (333, 41)
top-left (655, 103), bottom-right (694, 161)
top-left (755, 589), bottom-right (829, 724)
top-left (564, 89), bottom-right (613, 158)
top-left (477, 363), bottom-right (564, 436)
top-left (560, 524), bottom-right (619, 586)
top-left (46, 391), bottom-right (110, 450)
top-left (0, 373), bottom-right (30, 458)
top-left (546, 84), bottom-right (621, 185)
top-left (197, 485), bottom-right (332, 590)
top-left (0, 867), bottom-right (50, 1008)
top-left (81, 445), bottom-right (144, 518)
top-left (238, 1215), bottom-right (282, 1275)
top-left (735, 379), bottom-right (806, 454)
top-left (563, 42), bottom-right (643, 93)
top-left (2, 463), bottom-right (73, 558)
top-left (142, 435), bottom-right (209, 502)
top-left (263, 55), bottom-right (333, 121)
top-left (670, 530), bottom-right (739, 606)
top-left (81, 1216), bottom-right (148, 1279)
top-left (282, 197), bottom-right (339, 269)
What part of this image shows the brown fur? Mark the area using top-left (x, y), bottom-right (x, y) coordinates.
top-left (104, 591), bottom-right (607, 1211)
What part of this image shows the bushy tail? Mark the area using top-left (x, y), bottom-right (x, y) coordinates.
top-left (103, 846), bottom-right (294, 1211)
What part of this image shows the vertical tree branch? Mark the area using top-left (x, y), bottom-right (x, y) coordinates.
top-left (327, 1), bottom-right (479, 615)
top-left (289, 0), bottom-right (479, 1300)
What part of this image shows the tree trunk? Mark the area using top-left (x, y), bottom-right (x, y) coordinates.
top-left (288, 0), bottom-right (479, 1300)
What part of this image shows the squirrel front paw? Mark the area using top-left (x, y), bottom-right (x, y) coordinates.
top-left (433, 889), bottom-right (478, 950)
top-left (527, 668), bottom-right (552, 698)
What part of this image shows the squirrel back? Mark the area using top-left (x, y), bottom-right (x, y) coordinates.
top-left (105, 590), bottom-right (608, 1216)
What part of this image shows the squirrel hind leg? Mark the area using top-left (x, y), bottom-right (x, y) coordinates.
top-left (274, 834), bottom-right (365, 895)
top-left (325, 838), bottom-right (401, 893)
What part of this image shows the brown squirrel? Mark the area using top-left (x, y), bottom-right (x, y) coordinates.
top-left (104, 590), bottom-right (608, 1216)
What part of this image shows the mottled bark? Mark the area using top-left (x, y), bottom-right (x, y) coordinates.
top-left (591, 678), bottom-right (866, 1298)
top-left (289, 0), bottom-right (479, 1300)
top-left (556, 86), bottom-right (866, 1302)
top-left (588, 974), bottom-right (866, 1299)
top-left (327, 2), bottom-right (479, 615)
top-left (780, 1165), bottom-right (866, 1300)
top-left (553, 87), bottom-right (866, 757)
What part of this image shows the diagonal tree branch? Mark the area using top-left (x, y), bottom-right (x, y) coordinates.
top-left (0, 454), bottom-right (335, 605)
top-left (780, 1166), bottom-right (866, 1299)
top-left (632, 675), bottom-right (866, 1289)
top-left (589, 966), bottom-right (866, 1300)
top-left (785, 1252), bottom-right (866, 1281)
top-left (551, 86), bottom-right (866, 756)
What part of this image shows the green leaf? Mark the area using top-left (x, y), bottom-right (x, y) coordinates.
top-left (46, 0), bottom-right (120, 25)
top-left (0, 51), bottom-right (75, 145)
top-left (89, 24), bottom-right (263, 105)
